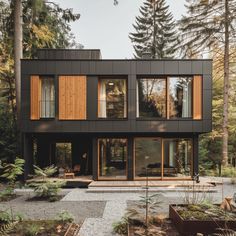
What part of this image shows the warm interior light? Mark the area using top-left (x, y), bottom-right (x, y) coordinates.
top-left (108, 82), bottom-right (114, 86)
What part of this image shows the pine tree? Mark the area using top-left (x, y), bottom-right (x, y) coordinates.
top-left (179, 0), bottom-right (236, 166)
top-left (129, 0), bottom-right (178, 59)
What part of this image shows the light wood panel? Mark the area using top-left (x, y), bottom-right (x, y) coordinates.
top-left (193, 75), bottom-right (202, 119)
top-left (30, 76), bottom-right (41, 120)
top-left (59, 76), bottom-right (87, 120)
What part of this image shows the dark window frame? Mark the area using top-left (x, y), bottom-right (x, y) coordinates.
top-left (97, 77), bottom-right (128, 120)
top-left (136, 76), bottom-right (194, 120)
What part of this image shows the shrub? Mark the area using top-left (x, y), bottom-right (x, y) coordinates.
top-left (57, 210), bottom-right (74, 223)
top-left (221, 166), bottom-right (236, 178)
top-left (28, 165), bottom-right (65, 201)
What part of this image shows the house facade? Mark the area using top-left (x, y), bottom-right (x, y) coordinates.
top-left (21, 49), bottom-right (212, 181)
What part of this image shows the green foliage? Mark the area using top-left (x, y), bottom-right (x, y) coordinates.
top-left (56, 210), bottom-right (74, 223)
top-left (112, 216), bottom-right (129, 235)
top-left (29, 165), bottom-right (65, 201)
top-left (33, 165), bottom-right (57, 178)
top-left (0, 157), bottom-right (25, 184)
top-left (0, 210), bottom-right (11, 224)
top-left (129, 0), bottom-right (178, 59)
top-left (24, 223), bottom-right (41, 236)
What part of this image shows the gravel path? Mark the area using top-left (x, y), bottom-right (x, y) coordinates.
top-left (0, 194), bottom-right (106, 224)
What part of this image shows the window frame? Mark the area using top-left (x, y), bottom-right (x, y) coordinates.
top-left (97, 77), bottom-right (128, 120)
top-left (97, 138), bottom-right (128, 180)
top-left (39, 75), bottom-right (56, 119)
top-left (136, 76), bottom-right (194, 120)
top-left (133, 137), bottom-right (193, 180)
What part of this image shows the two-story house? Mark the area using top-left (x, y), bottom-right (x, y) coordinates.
top-left (21, 49), bottom-right (212, 181)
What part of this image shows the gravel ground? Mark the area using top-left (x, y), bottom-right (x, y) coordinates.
top-left (0, 194), bottom-right (106, 224)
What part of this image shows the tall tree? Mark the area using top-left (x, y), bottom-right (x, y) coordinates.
top-left (13, 0), bottom-right (22, 122)
top-left (179, 0), bottom-right (236, 166)
top-left (0, 0), bottom-right (80, 161)
top-left (129, 0), bottom-right (178, 59)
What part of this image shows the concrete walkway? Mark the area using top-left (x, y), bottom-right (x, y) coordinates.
top-left (62, 189), bottom-right (141, 236)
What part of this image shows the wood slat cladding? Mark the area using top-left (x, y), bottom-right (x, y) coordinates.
top-left (193, 75), bottom-right (202, 119)
top-left (30, 76), bottom-right (41, 120)
top-left (59, 76), bottom-right (87, 120)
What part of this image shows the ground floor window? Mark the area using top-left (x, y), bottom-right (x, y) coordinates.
top-left (163, 139), bottom-right (192, 177)
top-left (134, 138), bottom-right (162, 177)
top-left (98, 138), bottom-right (127, 179)
top-left (134, 138), bottom-right (193, 178)
top-left (55, 143), bottom-right (72, 170)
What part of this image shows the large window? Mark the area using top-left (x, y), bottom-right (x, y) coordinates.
top-left (134, 138), bottom-right (193, 178)
top-left (98, 139), bottom-right (127, 179)
top-left (40, 77), bottom-right (55, 118)
top-left (134, 138), bottom-right (162, 177)
top-left (98, 79), bottom-right (127, 119)
top-left (169, 77), bottom-right (192, 118)
top-left (137, 79), bottom-right (166, 118)
top-left (163, 139), bottom-right (192, 177)
top-left (137, 77), bottom-right (193, 119)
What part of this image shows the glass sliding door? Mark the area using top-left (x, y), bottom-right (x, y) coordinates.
top-left (134, 138), bottom-right (162, 178)
top-left (163, 139), bottom-right (192, 178)
top-left (134, 138), bottom-right (193, 179)
top-left (98, 139), bottom-right (127, 179)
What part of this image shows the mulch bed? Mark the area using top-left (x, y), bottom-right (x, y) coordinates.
top-left (129, 219), bottom-right (180, 236)
top-left (1, 220), bottom-right (81, 236)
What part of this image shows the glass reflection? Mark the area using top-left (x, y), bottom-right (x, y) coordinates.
top-left (163, 139), bottom-right (192, 177)
top-left (135, 138), bottom-right (162, 177)
top-left (137, 79), bottom-right (166, 118)
top-left (168, 77), bottom-right (192, 118)
top-left (98, 79), bottom-right (127, 118)
top-left (99, 139), bottom-right (127, 179)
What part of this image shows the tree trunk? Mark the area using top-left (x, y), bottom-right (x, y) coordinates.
top-left (222, 0), bottom-right (229, 167)
top-left (14, 0), bottom-right (22, 124)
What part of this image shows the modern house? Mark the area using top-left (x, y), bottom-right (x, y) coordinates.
top-left (21, 49), bottom-right (212, 181)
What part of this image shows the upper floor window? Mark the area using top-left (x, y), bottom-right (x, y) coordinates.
top-left (40, 77), bottom-right (55, 118)
top-left (137, 78), bottom-right (166, 118)
top-left (137, 76), bottom-right (193, 119)
top-left (98, 79), bottom-right (127, 119)
top-left (168, 77), bottom-right (192, 118)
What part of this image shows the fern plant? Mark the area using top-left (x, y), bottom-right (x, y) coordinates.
top-left (0, 221), bottom-right (18, 236)
top-left (28, 165), bottom-right (65, 201)
top-left (0, 158), bottom-right (25, 185)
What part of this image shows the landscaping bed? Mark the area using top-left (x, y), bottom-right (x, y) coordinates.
top-left (0, 220), bottom-right (81, 236)
top-left (169, 204), bottom-right (236, 235)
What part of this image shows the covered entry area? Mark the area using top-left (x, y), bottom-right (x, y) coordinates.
top-left (23, 133), bottom-right (93, 179)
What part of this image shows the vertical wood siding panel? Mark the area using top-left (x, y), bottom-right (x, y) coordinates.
top-left (193, 75), bottom-right (202, 119)
top-left (30, 76), bottom-right (40, 120)
top-left (59, 76), bottom-right (87, 120)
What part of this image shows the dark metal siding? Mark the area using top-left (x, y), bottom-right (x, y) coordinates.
top-left (21, 59), bottom-right (212, 134)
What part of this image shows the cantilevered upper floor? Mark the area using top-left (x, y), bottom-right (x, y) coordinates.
top-left (21, 49), bottom-right (212, 134)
